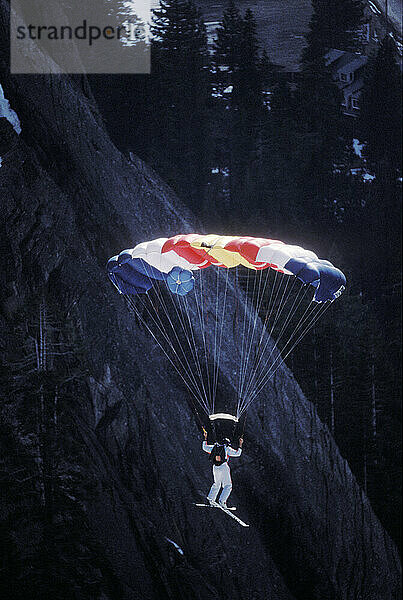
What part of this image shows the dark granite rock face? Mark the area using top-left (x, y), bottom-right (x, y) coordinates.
top-left (0, 3), bottom-right (401, 599)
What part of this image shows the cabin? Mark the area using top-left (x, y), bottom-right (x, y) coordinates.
top-left (325, 49), bottom-right (368, 117)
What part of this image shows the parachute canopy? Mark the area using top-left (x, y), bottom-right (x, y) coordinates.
top-left (108, 233), bottom-right (346, 420)
top-left (108, 234), bottom-right (346, 302)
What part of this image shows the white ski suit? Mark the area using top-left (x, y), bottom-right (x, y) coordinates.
top-left (202, 441), bottom-right (242, 504)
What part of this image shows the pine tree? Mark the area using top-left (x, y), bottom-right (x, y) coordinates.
top-left (255, 71), bottom-right (303, 238)
top-left (150, 0), bottom-right (210, 208)
top-left (356, 37), bottom-right (402, 317)
top-left (296, 0), bottom-right (365, 243)
top-left (302, 0), bottom-right (365, 63)
top-left (291, 57), bottom-right (349, 245)
top-left (216, 7), bottom-right (265, 222)
top-left (232, 9), bottom-right (262, 113)
top-left (241, 50), bottom-right (285, 234)
top-left (214, 0), bottom-right (243, 79)
top-left (358, 35), bottom-right (402, 176)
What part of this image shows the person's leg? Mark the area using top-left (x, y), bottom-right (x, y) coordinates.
top-left (219, 464), bottom-right (232, 505)
top-left (207, 466), bottom-right (222, 502)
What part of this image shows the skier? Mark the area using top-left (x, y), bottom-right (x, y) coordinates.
top-left (202, 429), bottom-right (243, 508)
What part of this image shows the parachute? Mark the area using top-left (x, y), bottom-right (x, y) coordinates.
top-left (107, 234), bottom-right (345, 421)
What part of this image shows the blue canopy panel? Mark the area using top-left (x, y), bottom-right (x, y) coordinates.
top-left (107, 256), bottom-right (167, 295)
top-left (314, 262), bottom-right (346, 302)
top-left (284, 258), bottom-right (346, 302)
top-left (166, 267), bottom-right (195, 296)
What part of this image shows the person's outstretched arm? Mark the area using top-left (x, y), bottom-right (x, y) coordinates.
top-left (202, 429), bottom-right (214, 453)
top-left (227, 438), bottom-right (243, 458)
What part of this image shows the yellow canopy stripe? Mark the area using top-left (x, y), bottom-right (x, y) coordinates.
top-left (190, 234), bottom-right (258, 270)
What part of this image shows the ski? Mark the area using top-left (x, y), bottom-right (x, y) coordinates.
top-left (194, 503), bottom-right (249, 527)
top-left (218, 504), bottom-right (249, 527)
top-left (194, 503), bottom-right (236, 511)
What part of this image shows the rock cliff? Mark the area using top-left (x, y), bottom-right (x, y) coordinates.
top-left (0, 2), bottom-right (400, 598)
